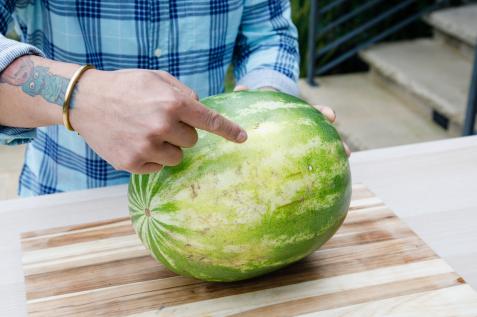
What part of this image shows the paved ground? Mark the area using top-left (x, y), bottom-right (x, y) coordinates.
top-left (299, 75), bottom-right (449, 151)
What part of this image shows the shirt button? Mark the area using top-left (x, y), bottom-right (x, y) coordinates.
top-left (154, 48), bottom-right (162, 57)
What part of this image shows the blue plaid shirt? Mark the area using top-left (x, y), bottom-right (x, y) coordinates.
top-left (0, 0), bottom-right (299, 196)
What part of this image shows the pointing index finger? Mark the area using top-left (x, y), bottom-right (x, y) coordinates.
top-left (179, 98), bottom-right (247, 143)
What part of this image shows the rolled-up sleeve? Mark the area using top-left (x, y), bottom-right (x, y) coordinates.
top-left (233, 0), bottom-right (300, 96)
top-left (1, 1), bottom-right (46, 145)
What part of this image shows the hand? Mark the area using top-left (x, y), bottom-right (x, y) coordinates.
top-left (234, 85), bottom-right (351, 157)
top-left (71, 70), bottom-right (247, 174)
top-left (313, 105), bottom-right (351, 157)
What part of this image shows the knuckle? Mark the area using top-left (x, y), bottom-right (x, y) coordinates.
top-left (163, 99), bottom-right (181, 114)
top-left (146, 164), bottom-right (163, 174)
top-left (190, 90), bottom-right (199, 100)
top-left (137, 71), bottom-right (156, 86)
top-left (136, 141), bottom-right (151, 156)
top-left (144, 127), bottom-right (157, 141)
top-left (116, 157), bottom-right (137, 172)
top-left (114, 154), bottom-right (136, 171)
top-left (157, 70), bottom-right (171, 79)
top-left (116, 146), bottom-right (147, 172)
top-left (169, 148), bottom-right (183, 166)
top-left (153, 122), bottom-right (173, 136)
top-left (206, 111), bottom-right (222, 131)
top-left (112, 161), bottom-right (125, 171)
top-left (126, 154), bottom-right (143, 170)
top-left (128, 165), bottom-right (140, 173)
top-left (189, 129), bottom-right (199, 146)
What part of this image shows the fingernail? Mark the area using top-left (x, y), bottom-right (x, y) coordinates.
top-left (343, 142), bottom-right (351, 157)
top-left (237, 130), bottom-right (248, 142)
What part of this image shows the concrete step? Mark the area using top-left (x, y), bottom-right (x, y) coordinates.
top-left (425, 4), bottom-right (477, 60)
top-left (298, 74), bottom-right (449, 151)
top-left (360, 39), bottom-right (473, 135)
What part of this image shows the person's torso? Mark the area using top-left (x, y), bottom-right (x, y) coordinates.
top-left (13, 0), bottom-right (244, 196)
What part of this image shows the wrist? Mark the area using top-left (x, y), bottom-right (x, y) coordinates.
top-left (61, 64), bottom-right (96, 131)
top-left (68, 68), bottom-right (105, 132)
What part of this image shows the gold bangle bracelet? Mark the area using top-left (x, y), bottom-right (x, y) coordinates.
top-left (62, 64), bottom-right (95, 132)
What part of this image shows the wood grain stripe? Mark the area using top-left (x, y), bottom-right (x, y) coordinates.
top-left (20, 217), bottom-right (130, 239)
top-left (326, 209), bottom-right (405, 242)
top-left (23, 236), bottom-right (148, 276)
top-left (133, 259), bottom-right (454, 317)
top-left (298, 285), bottom-right (477, 317)
top-left (348, 184), bottom-right (374, 200)
top-left (339, 205), bottom-right (395, 227)
top-left (23, 235), bottom-right (142, 266)
top-left (21, 220), bottom-right (135, 252)
top-left (233, 274), bottom-right (466, 317)
top-left (322, 221), bottom-right (412, 250)
top-left (24, 256), bottom-right (173, 301)
top-left (348, 197), bottom-right (383, 210)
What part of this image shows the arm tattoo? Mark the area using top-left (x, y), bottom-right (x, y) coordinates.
top-left (0, 56), bottom-right (71, 106)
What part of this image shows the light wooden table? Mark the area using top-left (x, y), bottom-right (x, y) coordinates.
top-left (1, 136), bottom-right (477, 316)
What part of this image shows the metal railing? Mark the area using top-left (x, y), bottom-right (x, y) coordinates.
top-left (463, 47), bottom-right (477, 135)
top-left (306, 0), bottom-right (448, 84)
top-left (306, 0), bottom-right (477, 136)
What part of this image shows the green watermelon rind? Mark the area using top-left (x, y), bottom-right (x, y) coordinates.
top-left (128, 90), bottom-right (351, 282)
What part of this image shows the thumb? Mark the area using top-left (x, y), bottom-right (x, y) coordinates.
top-left (234, 85), bottom-right (249, 92)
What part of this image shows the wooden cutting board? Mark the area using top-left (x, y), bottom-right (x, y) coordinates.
top-left (20, 184), bottom-right (477, 317)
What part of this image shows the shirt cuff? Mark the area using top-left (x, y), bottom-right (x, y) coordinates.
top-left (0, 126), bottom-right (36, 145)
top-left (236, 68), bottom-right (300, 97)
top-left (0, 35), bottom-right (45, 72)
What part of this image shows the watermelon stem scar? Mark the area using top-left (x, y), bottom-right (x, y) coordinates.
top-left (144, 208), bottom-right (152, 217)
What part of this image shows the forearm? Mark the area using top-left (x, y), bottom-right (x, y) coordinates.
top-left (0, 55), bottom-right (80, 128)
top-left (0, 51), bottom-right (247, 173)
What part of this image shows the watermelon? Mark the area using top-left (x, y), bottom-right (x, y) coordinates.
top-left (128, 91), bottom-right (351, 282)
